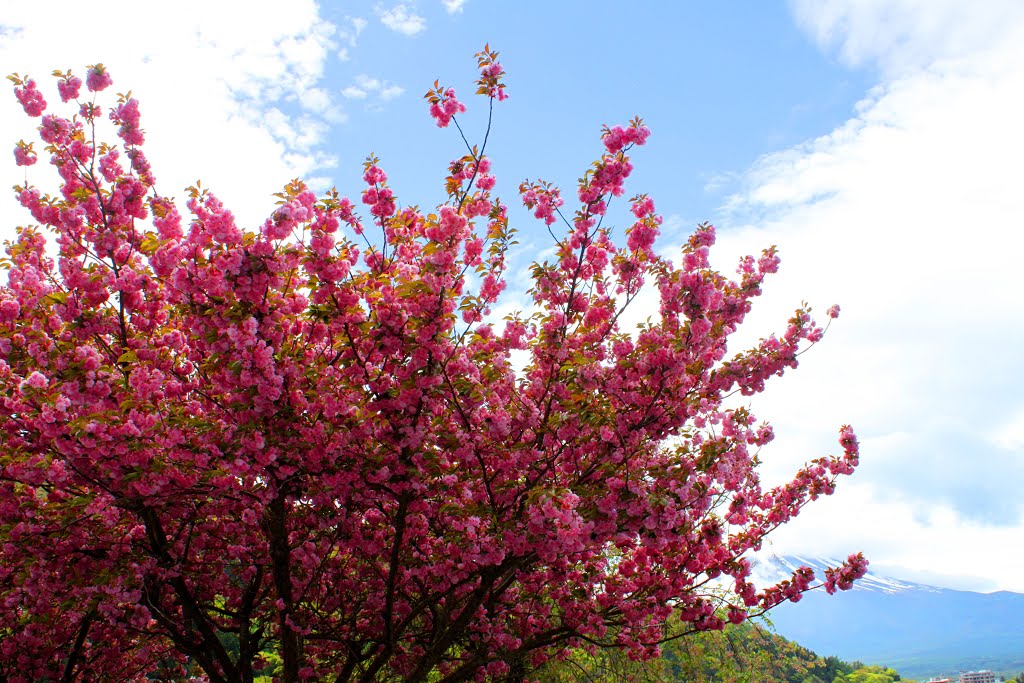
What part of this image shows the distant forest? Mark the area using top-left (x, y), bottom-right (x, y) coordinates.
top-left (539, 620), bottom-right (916, 683)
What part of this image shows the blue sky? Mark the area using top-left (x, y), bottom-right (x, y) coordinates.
top-left (319, 2), bottom-right (874, 225)
top-left (2, 1), bottom-right (1023, 592)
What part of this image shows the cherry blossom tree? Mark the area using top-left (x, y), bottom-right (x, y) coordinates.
top-left (0, 50), bottom-right (866, 683)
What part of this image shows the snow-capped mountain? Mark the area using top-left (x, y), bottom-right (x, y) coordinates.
top-left (750, 554), bottom-right (940, 594)
top-left (753, 556), bottom-right (1024, 680)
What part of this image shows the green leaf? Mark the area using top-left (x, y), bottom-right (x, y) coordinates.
top-left (139, 233), bottom-right (160, 255)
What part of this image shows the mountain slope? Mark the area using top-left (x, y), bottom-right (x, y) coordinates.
top-left (758, 556), bottom-right (1024, 679)
top-left (540, 618), bottom-right (904, 683)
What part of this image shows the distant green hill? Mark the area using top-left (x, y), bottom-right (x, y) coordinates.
top-left (538, 620), bottom-right (915, 683)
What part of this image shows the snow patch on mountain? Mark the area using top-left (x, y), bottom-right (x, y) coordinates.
top-left (749, 554), bottom-right (943, 594)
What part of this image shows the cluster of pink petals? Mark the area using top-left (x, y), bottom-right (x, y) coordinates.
top-left (361, 164), bottom-right (397, 220)
top-left (603, 122), bottom-right (651, 153)
top-left (519, 182), bottom-right (563, 226)
top-left (111, 98), bottom-right (144, 146)
top-left (57, 74), bottom-right (82, 102)
top-left (39, 114), bottom-right (73, 145)
top-left (478, 60), bottom-right (508, 101)
top-left (428, 87), bottom-right (466, 128)
top-left (474, 45), bottom-right (509, 102)
top-left (85, 64), bottom-right (112, 92)
top-left (12, 142), bottom-right (36, 167)
top-left (14, 79), bottom-right (46, 117)
top-left (824, 553), bottom-right (870, 594)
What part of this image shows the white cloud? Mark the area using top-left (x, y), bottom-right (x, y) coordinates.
top-left (356, 75), bottom-right (382, 90)
top-left (376, 3), bottom-right (427, 36)
top-left (302, 87), bottom-right (332, 113)
top-left (341, 74), bottom-right (405, 105)
top-left (992, 410), bottom-right (1024, 452)
top-left (443, 0), bottom-right (468, 14)
top-left (379, 85), bottom-right (406, 102)
top-left (692, 2), bottom-right (1024, 590)
top-left (763, 485), bottom-right (1024, 592)
top-left (702, 170), bottom-right (740, 194)
top-left (789, 0), bottom-right (1024, 75)
top-left (336, 15), bottom-right (367, 61)
top-left (0, 0), bottom-right (340, 230)
top-left (342, 86), bottom-right (369, 100)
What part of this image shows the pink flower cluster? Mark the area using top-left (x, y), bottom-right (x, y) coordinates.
top-left (427, 87), bottom-right (466, 128)
top-left (57, 74), bottom-right (82, 102)
top-left (14, 79), bottom-right (46, 117)
top-left (824, 553), bottom-right (869, 594)
top-left (480, 61), bottom-right (507, 100)
top-left (111, 98), bottom-right (144, 146)
top-left (475, 44), bottom-right (508, 101)
top-left (627, 193), bottom-right (661, 256)
top-left (13, 141), bottom-right (36, 167)
top-left (602, 122), bottom-right (651, 153)
top-left (85, 64), bottom-right (112, 92)
top-left (519, 181), bottom-right (563, 226)
top-left (758, 565), bottom-right (816, 609)
top-left (360, 163), bottom-right (397, 220)
top-left (39, 114), bottom-right (72, 145)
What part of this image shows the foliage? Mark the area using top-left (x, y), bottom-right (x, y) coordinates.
top-left (833, 664), bottom-right (905, 683)
top-left (1, 51), bottom-right (865, 682)
top-left (539, 618), bottom-right (914, 683)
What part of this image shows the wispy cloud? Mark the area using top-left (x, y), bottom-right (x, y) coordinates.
top-left (993, 410), bottom-right (1024, 452)
top-left (340, 74), bottom-right (406, 106)
top-left (790, 0), bottom-right (1024, 75)
top-left (376, 3), bottom-right (427, 36)
top-left (701, 170), bottom-right (740, 195)
top-left (442, 0), bottom-right (468, 14)
top-left (341, 86), bottom-right (369, 100)
top-left (336, 15), bottom-right (368, 61)
top-left (0, 0), bottom-right (343, 229)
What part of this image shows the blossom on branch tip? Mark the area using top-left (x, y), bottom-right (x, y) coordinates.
top-left (426, 86), bottom-right (466, 128)
top-left (13, 141), bottom-right (36, 166)
top-left (14, 79), bottom-right (46, 116)
top-left (57, 75), bottom-right (81, 102)
top-left (85, 64), bottom-right (112, 92)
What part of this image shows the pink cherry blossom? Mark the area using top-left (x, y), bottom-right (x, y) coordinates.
top-left (14, 78), bottom-right (46, 116)
top-left (427, 87), bottom-right (466, 128)
top-left (20, 371), bottom-right (48, 390)
top-left (57, 75), bottom-right (82, 102)
top-left (0, 52), bottom-right (862, 683)
top-left (85, 64), bottom-right (113, 92)
top-left (13, 142), bottom-right (36, 166)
